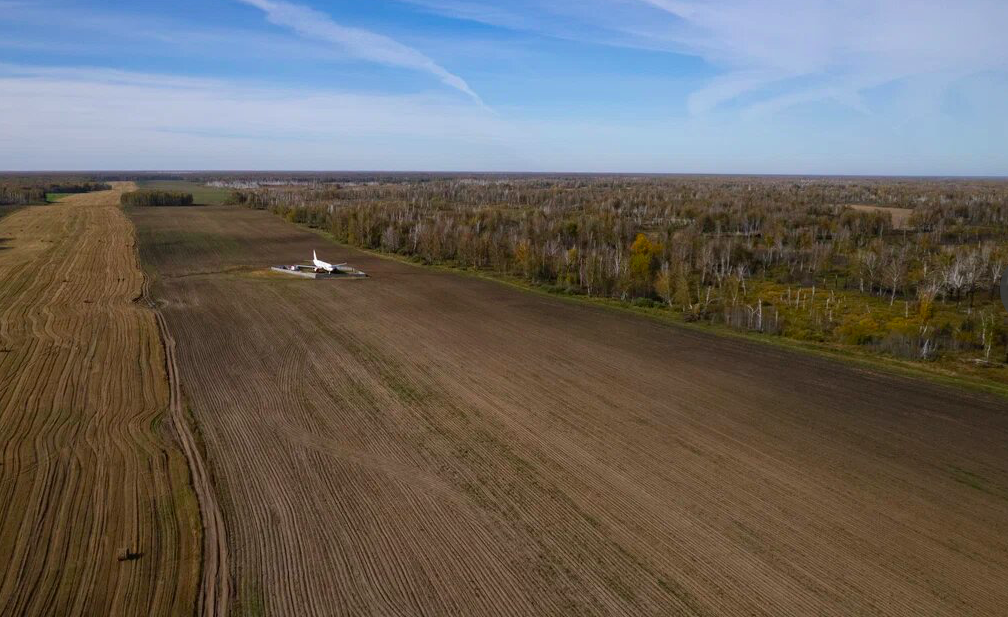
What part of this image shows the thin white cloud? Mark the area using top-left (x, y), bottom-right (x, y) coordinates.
top-left (637, 0), bottom-right (1008, 114)
top-left (0, 63), bottom-right (494, 136)
top-left (401, 0), bottom-right (1008, 116)
top-left (235, 0), bottom-right (483, 105)
top-left (0, 63), bottom-right (516, 169)
top-left (2, 62), bottom-right (1003, 174)
top-left (0, 6), bottom-right (352, 63)
top-left (683, 70), bottom-right (784, 115)
top-left (400, 0), bottom-right (672, 52)
top-left (637, 0), bottom-right (1008, 71)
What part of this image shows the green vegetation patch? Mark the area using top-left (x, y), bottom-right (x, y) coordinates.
top-left (122, 189), bottom-right (194, 207)
top-left (947, 465), bottom-right (1006, 499)
top-left (138, 180), bottom-right (232, 205)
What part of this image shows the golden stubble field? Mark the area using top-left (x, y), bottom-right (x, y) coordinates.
top-left (0, 186), bottom-right (202, 616)
top-left (132, 205), bottom-right (1008, 617)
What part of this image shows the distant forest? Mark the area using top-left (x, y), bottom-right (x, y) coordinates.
top-left (120, 189), bottom-right (194, 207)
top-left (224, 174), bottom-right (1008, 377)
top-left (0, 175), bottom-right (111, 205)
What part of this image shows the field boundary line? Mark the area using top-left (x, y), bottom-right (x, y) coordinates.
top-left (152, 307), bottom-right (231, 617)
top-left (134, 226), bottom-right (231, 617)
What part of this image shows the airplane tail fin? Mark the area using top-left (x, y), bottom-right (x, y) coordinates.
top-left (313, 249), bottom-right (317, 261)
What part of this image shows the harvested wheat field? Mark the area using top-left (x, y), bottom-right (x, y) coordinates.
top-left (0, 186), bottom-right (202, 616)
top-left (131, 205), bottom-right (1008, 616)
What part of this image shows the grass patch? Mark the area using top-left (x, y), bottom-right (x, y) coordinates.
top-left (947, 465), bottom-right (1006, 499)
top-left (45, 192), bottom-right (74, 203)
top-left (138, 180), bottom-right (232, 205)
top-left (236, 580), bottom-right (266, 617)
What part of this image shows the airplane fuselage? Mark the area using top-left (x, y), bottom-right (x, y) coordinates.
top-left (313, 258), bottom-right (334, 272)
top-left (312, 250), bottom-right (344, 273)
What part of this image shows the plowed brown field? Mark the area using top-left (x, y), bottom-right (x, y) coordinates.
top-left (0, 186), bottom-right (201, 615)
top-left (132, 205), bottom-right (1008, 616)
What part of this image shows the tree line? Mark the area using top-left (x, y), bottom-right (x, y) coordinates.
top-left (228, 176), bottom-right (1008, 366)
top-left (120, 189), bottom-right (194, 207)
top-left (0, 177), bottom-right (112, 205)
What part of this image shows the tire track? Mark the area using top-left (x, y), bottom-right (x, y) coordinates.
top-left (152, 307), bottom-right (230, 617)
top-left (136, 219), bottom-right (231, 617)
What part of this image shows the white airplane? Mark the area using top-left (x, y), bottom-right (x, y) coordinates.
top-left (312, 250), bottom-right (346, 273)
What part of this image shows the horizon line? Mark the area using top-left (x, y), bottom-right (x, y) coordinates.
top-left (2, 170), bottom-right (1007, 180)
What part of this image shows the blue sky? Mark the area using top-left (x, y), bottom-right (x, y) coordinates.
top-left (1, 0), bottom-right (1006, 174)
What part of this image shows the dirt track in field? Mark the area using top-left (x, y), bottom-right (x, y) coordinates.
top-left (0, 186), bottom-right (201, 616)
top-left (132, 205), bottom-right (1008, 616)
top-left (151, 305), bottom-right (229, 617)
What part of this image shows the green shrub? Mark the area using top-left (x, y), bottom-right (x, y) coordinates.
top-left (837, 313), bottom-right (884, 345)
